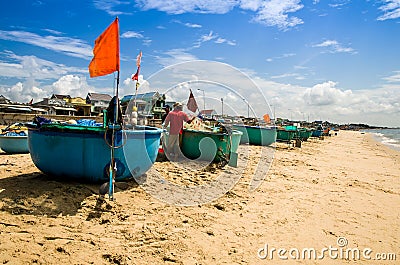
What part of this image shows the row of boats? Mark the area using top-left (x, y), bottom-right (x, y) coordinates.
top-left (0, 119), bottom-right (329, 181)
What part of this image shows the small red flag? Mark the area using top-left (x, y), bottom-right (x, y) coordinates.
top-left (132, 65), bottom-right (140, 81)
top-left (187, 89), bottom-right (198, 113)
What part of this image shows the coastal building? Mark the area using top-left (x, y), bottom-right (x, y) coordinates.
top-left (86, 93), bottom-right (113, 115)
top-left (200, 109), bottom-right (217, 119)
top-left (33, 97), bottom-right (77, 116)
top-left (0, 95), bottom-right (12, 104)
top-left (66, 97), bottom-right (92, 116)
top-left (120, 92), bottom-right (166, 119)
top-left (50, 94), bottom-right (71, 101)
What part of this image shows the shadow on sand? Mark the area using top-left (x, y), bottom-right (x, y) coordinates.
top-left (0, 171), bottom-right (139, 218)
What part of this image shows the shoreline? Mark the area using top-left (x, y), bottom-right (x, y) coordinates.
top-left (364, 129), bottom-right (400, 153)
top-left (0, 130), bottom-right (399, 264)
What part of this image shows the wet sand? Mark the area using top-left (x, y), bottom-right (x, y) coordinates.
top-left (0, 130), bottom-right (399, 264)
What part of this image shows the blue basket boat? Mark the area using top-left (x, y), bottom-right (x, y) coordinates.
top-left (0, 134), bottom-right (29, 154)
top-left (27, 123), bottom-right (162, 183)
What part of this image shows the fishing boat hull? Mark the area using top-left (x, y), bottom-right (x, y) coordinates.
top-left (0, 135), bottom-right (29, 154)
top-left (28, 124), bottom-right (162, 182)
top-left (180, 129), bottom-right (242, 162)
top-left (312, 129), bottom-right (323, 137)
top-left (297, 128), bottom-right (313, 141)
top-left (277, 128), bottom-right (297, 142)
top-left (232, 125), bottom-right (276, 146)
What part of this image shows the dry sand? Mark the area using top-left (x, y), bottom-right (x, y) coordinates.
top-left (0, 130), bottom-right (399, 264)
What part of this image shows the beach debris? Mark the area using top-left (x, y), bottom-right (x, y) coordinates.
top-left (213, 204), bottom-right (225, 211)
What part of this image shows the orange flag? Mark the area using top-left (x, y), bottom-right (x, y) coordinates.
top-left (263, 113), bottom-right (271, 124)
top-left (89, 18), bottom-right (120, 78)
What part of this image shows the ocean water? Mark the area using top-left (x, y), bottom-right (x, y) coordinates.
top-left (368, 128), bottom-right (400, 152)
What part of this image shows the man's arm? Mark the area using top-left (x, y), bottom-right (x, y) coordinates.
top-left (163, 113), bottom-right (170, 128)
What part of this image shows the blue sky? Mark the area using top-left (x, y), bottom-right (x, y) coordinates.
top-left (0, 0), bottom-right (399, 127)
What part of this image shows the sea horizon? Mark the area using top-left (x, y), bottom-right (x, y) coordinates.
top-left (366, 128), bottom-right (400, 152)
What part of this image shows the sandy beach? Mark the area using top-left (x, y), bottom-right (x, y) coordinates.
top-left (0, 130), bottom-right (399, 264)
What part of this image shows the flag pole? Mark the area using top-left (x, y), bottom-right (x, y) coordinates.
top-left (108, 69), bottom-right (120, 201)
top-left (108, 16), bottom-right (120, 201)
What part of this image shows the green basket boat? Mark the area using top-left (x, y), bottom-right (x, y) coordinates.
top-left (232, 125), bottom-right (277, 146)
top-left (180, 129), bottom-right (242, 162)
top-left (297, 128), bottom-right (313, 141)
top-left (277, 126), bottom-right (298, 142)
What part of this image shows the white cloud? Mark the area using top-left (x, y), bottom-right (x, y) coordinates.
top-left (42, 29), bottom-right (63, 35)
top-left (215, 37), bottom-right (236, 46)
top-left (51, 75), bottom-right (92, 97)
top-left (194, 31), bottom-right (236, 47)
top-left (0, 52), bottom-right (93, 103)
top-left (312, 39), bottom-right (356, 54)
top-left (134, 0), bottom-right (304, 30)
top-left (314, 40), bottom-right (338, 47)
top-left (184, 22), bottom-right (202, 28)
top-left (93, 0), bottom-right (131, 16)
top-left (0, 30), bottom-right (92, 59)
top-left (271, 72), bottom-right (303, 79)
top-left (377, 0), bottom-right (400, 20)
top-left (0, 52), bottom-right (86, 80)
top-left (0, 74), bottom-right (94, 103)
top-left (248, 0), bottom-right (304, 30)
top-left (383, 71), bottom-right (400, 83)
top-left (239, 0), bottom-right (263, 11)
top-left (155, 49), bottom-right (198, 67)
top-left (328, 1), bottom-right (350, 9)
top-left (303, 81), bottom-right (352, 106)
top-left (267, 52), bottom-right (296, 62)
top-left (172, 20), bottom-right (202, 28)
top-left (135, 0), bottom-right (235, 14)
top-left (200, 31), bottom-right (217, 42)
top-left (121, 31), bottom-right (144, 38)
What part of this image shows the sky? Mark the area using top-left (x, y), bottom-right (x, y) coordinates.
top-left (0, 0), bottom-right (399, 127)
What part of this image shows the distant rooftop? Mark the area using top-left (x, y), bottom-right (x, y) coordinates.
top-left (86, 93), bottom-right (113, 101)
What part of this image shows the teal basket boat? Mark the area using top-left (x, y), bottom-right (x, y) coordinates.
top-left (0, 134), bottom-right (29, 154)
top-left (28, 123), bottom-right (162, 183)
top-left (277, 126), bottom-right (298, 142)
top-left (180, 129), bottom-right (242, 162)
top-left (297, 128), bottom-right (313, 141)
top-left (232, 125), bottom-right (276, 146)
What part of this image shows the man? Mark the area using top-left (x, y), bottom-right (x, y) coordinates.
top-left (163, 102), bottom-right (191, 161)
top-left (161, 104), bottom-right (170, 123)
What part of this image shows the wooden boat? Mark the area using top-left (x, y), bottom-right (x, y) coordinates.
top-left (0, 123), bottom-right (29, 154)
top-left (180, 128), bottom-right (242, 162)
top-left (28, 122), bottom-right (162, 182)
top-left (232, 124), bottom-right (276, 146)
